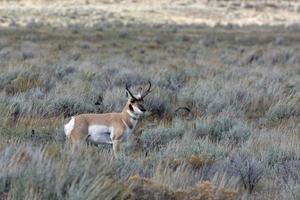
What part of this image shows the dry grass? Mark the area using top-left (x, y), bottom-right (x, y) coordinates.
top-left (0, 1), bottom-right (299, 199)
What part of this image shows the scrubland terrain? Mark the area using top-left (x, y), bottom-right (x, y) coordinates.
top-left (0, 0), bottom-right (299, 199)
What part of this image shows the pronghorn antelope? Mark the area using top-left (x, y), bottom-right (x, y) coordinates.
top-left (64, 81), bottom-right (152, 158)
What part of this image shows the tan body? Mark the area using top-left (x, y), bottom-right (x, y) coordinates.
top-left (64, 81), bottom-right (151, 157)
top-left (67, 112), bottom-right (133, 143)
top-left (64, 96), bottom-right (145, 158)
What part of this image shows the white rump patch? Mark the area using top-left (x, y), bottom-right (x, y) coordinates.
top-left (64, 117), bottom-right (75, 137)
top-left (88, 125), bottom-right (114, 144)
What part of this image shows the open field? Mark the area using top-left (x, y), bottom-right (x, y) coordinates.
top-left (0, 1), bottom-right (299, 199)
top-left (1, 0), bottom-right (300, 27)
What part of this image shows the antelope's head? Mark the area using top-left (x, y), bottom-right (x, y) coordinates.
top-left (125, 81), bottom-right (152, 115)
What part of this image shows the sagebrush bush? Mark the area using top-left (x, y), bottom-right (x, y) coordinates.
top-left (156, 68), bottom-right (187, 91)
top-left (0, 70), bottom-right (19, 91)
top-left (0, 141), bottom-right (237, 200)
top-left (5, 94), bottom-right (47, 118)
top-left (194, 115), bottom-right (251, 144)
top-left (0, 142), bottom-right (135, 200)
top-left (291, 184), bottom-right (300, 200)
top-left (179, 81), bottom-right (217, 113)
top-left (102, 87), bottom-right (128, 112)
top-left (140, 120), bottom-right (185, 152)
top-left (49, 97), bottom-right (99, 117)
top-left (112, 69), bottom-right (147, 88)
top-left (264, 148), bottom-right (298, 167)
top-left (114, 156), bottom-right (153, 181)
top-left (52, 64), bottom-right (75, 80)
top-left (129, 174), bottom-right (239, 200)
top-left (162, 137), bottom-right (228, 161)
top-left (144, 87), bottom-right (172, 116)
top-left (265, 96), bottom-right (300, 123)
top-left (5, 72), bottom-right (41, 95)
top-left (230, 152), bottom-right (264, 194)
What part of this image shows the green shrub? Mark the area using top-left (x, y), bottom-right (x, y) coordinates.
top-left (141, 120), bottom-right (185, 152)
top-left (0, 71), bottom-right (18, 91)
top-left (194, 116), bottom-right (251, 144)
top-left (49, 97), bottom-right (98, 117)
top-left (265, 97), bottom-right (300, 123)
top-left (157, 69), bottom-right (187, 91)
top-left (264, 148), bottom-right (298, 167)
top-left (179, 81), bottom-right (217, 112)
top-left (0, 142), bottom-right (134, 200)
top-left (145, 87), bottom-right (171, 116)
top-left (162, 137), bottom-right (227, 160)
top-left (102, 87), bottom-right (128, 112)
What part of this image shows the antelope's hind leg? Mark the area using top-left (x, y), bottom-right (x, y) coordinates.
top-left (69, 127), bottom-right (89, 146)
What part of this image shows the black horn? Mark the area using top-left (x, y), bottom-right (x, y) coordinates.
top-left (141, 81), bottom-right (152, 99)
top-left (125, 84), bottom-right (138, 100)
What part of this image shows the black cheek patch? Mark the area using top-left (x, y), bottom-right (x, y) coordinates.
top-left (129, 104), bottom-right (134, 111)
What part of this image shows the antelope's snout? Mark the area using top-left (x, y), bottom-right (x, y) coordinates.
top-left (138, 104), bottom-right (146, 113)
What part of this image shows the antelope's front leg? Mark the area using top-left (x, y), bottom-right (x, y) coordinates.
top-left (112, 140), bottom-right (122, 159)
